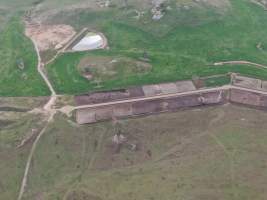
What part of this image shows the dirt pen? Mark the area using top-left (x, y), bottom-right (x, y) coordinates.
top-left (76, 90), bottom-right (267, 125)
top-left (229, 88), bottom-right (267, 107)
top-left (76, 90), bottom-right (228, 124)
top-left (75, 80), bottom-right (196, 106)
top-left (75, 75), bottom-right (267, 124)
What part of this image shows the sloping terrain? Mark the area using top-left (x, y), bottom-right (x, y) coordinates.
top-left (0, 0), bottom-right (231, 96)
top-left (2, 1), bottom-right (267, 200)
top-left (18, 104), bottom-right (267, 200)
top-left (45, 0), bottom-right (267, 94)
top-left (0, 97), bottom-right (47, 200)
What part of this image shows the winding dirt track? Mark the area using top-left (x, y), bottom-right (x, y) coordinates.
top-left (214, 60), bottom-right (267, 69)
top-left (17, 32), bottom-right (57, 200)
top-left (32, 43), bottom-right (56, 96)
top-left (17, 114), bottom-right (54, 200)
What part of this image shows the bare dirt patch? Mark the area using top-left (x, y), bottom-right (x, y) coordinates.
top-left (78, 56), bottom-right (152, 80)
top-left (25, 24), bottom-right (76, 51)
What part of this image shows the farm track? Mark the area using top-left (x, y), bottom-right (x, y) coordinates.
top-left (214, 60), bottom-right (267, 69)
top-left (31, 38), bottom-right (56, 97)
top-left (17, 114), bottom-right (54, 200)
top-left (17, 28), bottom-right (58, 200)
top-left (17, 23), bottom-right (107, 200)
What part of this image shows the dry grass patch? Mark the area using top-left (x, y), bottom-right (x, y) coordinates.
top-left (78, 55), bottom-right (152, 81)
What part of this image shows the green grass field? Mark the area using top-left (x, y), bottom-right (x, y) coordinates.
top-left (18, 104), bottom-right (267, 200)
top-left (1, 0), bottom-right (267, 96)
top-left (46, 0), bottom-right (267, 94)
top-left (0, 17), bottom-right (50, 96)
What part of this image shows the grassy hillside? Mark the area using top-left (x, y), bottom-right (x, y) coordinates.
top-left (1, 0), bottom-right (267, 96)
top-left (0, 17), bottom-right (49, 96)
top-left (47, 0), bottom-right (267, 94)
top-left (0, 98), bottom-right (47, 200)
top-left (21, 104), bottom-right (267, 200)
top-left (0, 0), bottom-right (51, 97)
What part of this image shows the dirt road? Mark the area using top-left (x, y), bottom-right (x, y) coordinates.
top-left (17, 113), bottom-right (55, 200)
top-left (31, 39), bottom-right (56, 97)
top-left (17, 30), bottom-right (58, 200)
top-left (214, 60), bottom-right (267, 69)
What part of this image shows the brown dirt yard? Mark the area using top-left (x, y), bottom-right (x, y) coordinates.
top-left (25, 24), bottom-right (76, 51)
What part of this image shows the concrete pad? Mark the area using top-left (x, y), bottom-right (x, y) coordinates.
top-left (159, 83), bottom-right (178, 94)
top-left (142, 85), bottom-right (162, 97)
top-left (233, 75), bottom-right (261, 90)
top-left (200, 91), bottom-right (226, 104)
top-left (132, 99), bottom-right (164, 115)
top-left (260, 95), bottom-right (267, 107)
top-left (175, 81), bottom-right (196, 93)
top-left (230, 89), bottom-right (261, 106)
top-left (165, 95), bottom-right (201, 110)
top-left (76, 109), bottom-right (96, 124)
top-left (128, 87), bottom-right (145, 98)
top-left (113, 103), bottom-right (133, 117)
top-left (95, 107), bottom-right (113, 121)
